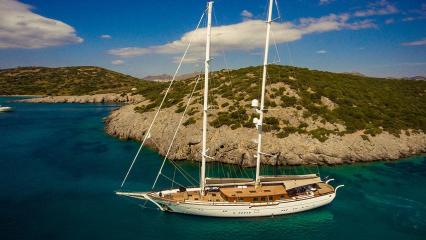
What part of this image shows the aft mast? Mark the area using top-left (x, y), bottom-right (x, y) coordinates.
top-left (255, 0), bottom-right (274, 187)
top-left (200, 1), bottom-right (213, 194)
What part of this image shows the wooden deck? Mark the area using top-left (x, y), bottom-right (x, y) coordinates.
top-left (161, 181), bottom-right (334, 203)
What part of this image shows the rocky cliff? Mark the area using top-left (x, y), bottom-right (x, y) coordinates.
top-left (105, 103), bottom-right (426, 166)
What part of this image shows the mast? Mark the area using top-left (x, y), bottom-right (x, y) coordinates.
top-left (200, 1), bottom-right (213, 194)
top-left (255, 0), bottom-right (274, 187)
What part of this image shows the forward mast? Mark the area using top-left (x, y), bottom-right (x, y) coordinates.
top-left (255, 0), bottom-right (274, 186)
top-left (200, 1), bottom-right (213, 194)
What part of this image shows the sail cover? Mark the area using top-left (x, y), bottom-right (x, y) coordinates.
top-left (205, 178), bottom-right (254, 186)
top-left (259, 174), bottom-right (322, 190)
top-left (282, 177), bottom-right (322, 190)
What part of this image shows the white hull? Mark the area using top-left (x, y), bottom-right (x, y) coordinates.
top-left (158, 194), bottom-right (335, 218)
top-left (0, 107), bottom-right (12, 112)
top-left (117, 188), bottom-right (338, 218)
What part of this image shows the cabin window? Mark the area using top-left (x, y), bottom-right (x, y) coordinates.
top-left (249, 190), bottom-right (256, 193)
top-left (238, 198), bottom-right (244, 202)
top-left (212, 193), bottom-right (216, 196)
top-left (253, 197), bottom-right (259, 202)
top-left (261, 197), bottom-right (266, 201)
top-left (194, 198), bottom-right (198, 200)
top-left (269, 196), bottom-right (273, 201)
top-left (264, 190), bottom-right (271, 192)
top-left (236, 191), bottom-right (243, 193)
top-left (280, 195), bottom-right (285, 199)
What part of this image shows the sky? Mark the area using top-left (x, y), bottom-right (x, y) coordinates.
top-left (0, 0), bottom-right (425, 78)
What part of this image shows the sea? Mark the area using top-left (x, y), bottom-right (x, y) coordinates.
top-left (1, 96), bottom-right (425, 240)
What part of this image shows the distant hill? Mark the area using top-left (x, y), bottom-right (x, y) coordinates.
top-left (403, 76), bottom-right (426, 81)
top-left (342, 71), bottom-right (366, 77)
top-left (143, 72), bottom-right (200, 82)
top-left (0, 66), bottom-right (142, 95)
top-left (143, 74), bottom-right (172, 82)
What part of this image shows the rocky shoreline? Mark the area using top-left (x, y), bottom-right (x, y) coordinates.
top-left (105, 103), bottom-right (426, 166)
top-left (11, 93), bottom-right (426, 166)
top-left (15, 93), bottom-right (144, 104)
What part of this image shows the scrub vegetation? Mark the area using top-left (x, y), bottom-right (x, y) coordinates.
top-left (133, 65), bottom-right (426, 140)
top-left (2, 65), bottom-right (425, 140)
top-left (0, 66), bottom-right (141, 95)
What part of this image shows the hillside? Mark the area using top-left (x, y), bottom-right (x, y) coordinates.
top-left (105, 65), bottom-right (426, 166)
top-left (132, 65), bottom-right (426, 139)
top-left (0, 66), bottom-right (142, 95)
top-left (3, 64), bottom-right (424, 165)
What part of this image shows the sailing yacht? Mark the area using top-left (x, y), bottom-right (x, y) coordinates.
top-left (117, 0), bottom-right (344, 217)
top-left (0, 105), bottom-right (12, 112)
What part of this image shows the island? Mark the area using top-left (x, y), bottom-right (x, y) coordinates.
top-left (1, 65), bottom-right (425, 166)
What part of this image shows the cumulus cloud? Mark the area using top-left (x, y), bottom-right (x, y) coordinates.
top-left (354, 0), bottom-right (398, 17)
top-left (109, 13), bottom-right (376, 58)
top-left (402, 38), bottom-right (426, 46)
top-left (108, 47), bottom-right (152, 57)
top-left (316, 50), bottom-right (327, 54)
top-left (402, 17), bottom-right (415, 22)
top-left (111, 59), bottom-right (124, 65)
top-left (100, 34), bottom-right (112, 39)
top-left (344, 19), bottom-right (377, 30)
top-left (172, 55), bottom-right (203, 64)
top-left (241, 10), bottom-right (253, 19)
top-left (385, 18), bottom-right (394, 24)
top-left (0, 0), bottom-right (83, 49)
top-left (402, 3), bottom-right (426, 22)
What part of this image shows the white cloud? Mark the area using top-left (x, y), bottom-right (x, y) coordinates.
top-left (385, 18), bottom-right (394, 24)
top-left (172, 55), bottom-right (202, 64)
top-left (241, 10), bottom-right (253, 19)
top-left (344, 19), bottom-right (377, 30)
top-left (316, 50), bottom-right (328, 54)
top-left (354, 0), bottom-right (398, 17)
top-left (100, 34), bottom-right (112, 39)
top-left (111, 59), bottom-right (124, 65)
top-left (109, 13), bottom-right (375, 58)
top-left (108, 47), bottom-right (152, 57)
top-left (402, 17), bottom-right (415, 22)
top-left (401, 3), bottom-right (426, 23)
top-left (0, 0), bottom-right (83, 49)
top-left (319, 0), bottom-right (335, 5)
top-left (402, 38), bottom-right (426, 46)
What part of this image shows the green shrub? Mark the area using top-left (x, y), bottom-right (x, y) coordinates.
top-left (309, 128), bottom-right (333, 142)
top-left (183, 117), bottom-right (196, 126)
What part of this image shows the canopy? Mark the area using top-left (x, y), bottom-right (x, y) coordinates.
top-left (282, 177), bottom-right (322, 190)
top-left (259, 174), bottom-right (318, 183)
top-left (205, 178), bottom-right (254, 187)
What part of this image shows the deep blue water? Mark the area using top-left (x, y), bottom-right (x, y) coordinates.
top-left (0, 96), bottom-right (425, 240)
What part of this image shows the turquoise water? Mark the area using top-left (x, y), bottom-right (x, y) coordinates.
top-left (1, 97), bottom-right (425, 240)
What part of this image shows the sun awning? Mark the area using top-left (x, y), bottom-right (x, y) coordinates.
top-left (259, 174), bottom-right (319, 183)
top-left (205, 178), bottom-right (254, 187)
top-left (258, 174), bottom-right (321, 190)
top-left (282, 177), bottom-right (322, 190)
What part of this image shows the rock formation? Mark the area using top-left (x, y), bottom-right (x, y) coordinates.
top-left (16, 93), bottom-right (144, 104)
top-left (105, 103), bottom-right (426, 166)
